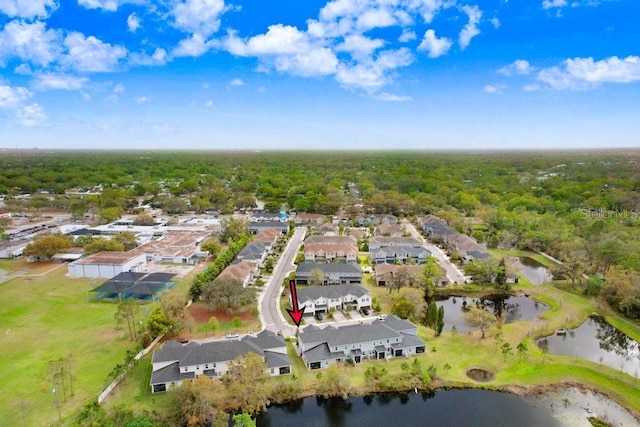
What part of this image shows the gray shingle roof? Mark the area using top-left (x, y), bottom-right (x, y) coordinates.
top-left (264, 351), bottom-right (291, 368)
top-left (150, 362), bottom-right (195, 385)
top-left (372, 315), bottom-right (418, 334)
top-left (302, 343), bottom-right (344, 363)
top-left (296, 261), bottom-right (362, 275)
top-left (297, 283), bottom-right (369, 302)
top-left (299, 322), bottom-right (402, 348)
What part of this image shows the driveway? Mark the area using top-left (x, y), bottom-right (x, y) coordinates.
top-left (258, 227), bottom-right (306, 337)
top-left (403, 220), bottom-right (468, 284)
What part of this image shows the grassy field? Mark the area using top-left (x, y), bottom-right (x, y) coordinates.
top-left (0, 262), bottom-right (140, 426)
top-left (488, 248), bottom-right (560, 269)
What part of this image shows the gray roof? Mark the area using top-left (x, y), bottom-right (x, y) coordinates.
top-left (297, 283), bottom-right (369, 302)
top-left (299, 322), bottom-right (402, 348)
top-left (467, 250), bottom-right (490, 259)
top-left (150, 362), bottom-right (195, 385)
top-left (296, 261), bottom-right (362, 276)
top-left (264, 351), bottom-right (291, 368)
top-left (152, 330), bottom-right (289, 368)
top-left (236, 241), bottom-right (269, 260)
top-left (392, 334), bottom-right (426, 349)
top-left (425, 222), bottom-right (456, 235)
top-left (302, 343), bottom-right (344, 363)
top-left (372, 315), bottom-right (418, 334)
top-left (372, 246), bottom-right (430, 256)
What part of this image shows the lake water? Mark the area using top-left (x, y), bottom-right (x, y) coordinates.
top-left (257, 389), bottom-right (563, 427)
top-left (537, 316), bottom-right (640, 377)
top-left (437, 295), bottom-right (549, 333)
top-left (513, 256), bottom-right (554, 285)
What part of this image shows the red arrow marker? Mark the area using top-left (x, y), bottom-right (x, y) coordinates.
top-left (286, 279), bottom-right (306, 327)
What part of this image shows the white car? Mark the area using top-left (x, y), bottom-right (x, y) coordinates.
top-left (377, 315), bottom-right (387, 320)
top-left (226, 333), bottom-right (239, 339)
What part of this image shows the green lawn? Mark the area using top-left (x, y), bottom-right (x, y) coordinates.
top-left (488, 248), bottom-right (560, 268)
top-left (0, 266), bottom-right (139, 426)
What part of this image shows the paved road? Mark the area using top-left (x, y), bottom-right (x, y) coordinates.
top-left (259, 227), bottom-right (306, 337)
top-left (403, 220), bottom-right (468, 284)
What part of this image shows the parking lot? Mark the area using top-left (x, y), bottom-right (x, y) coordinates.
top-left (306, 308), bottom-right (374, 325)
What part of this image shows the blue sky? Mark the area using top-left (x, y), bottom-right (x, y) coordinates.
top-left (0, 0), bottom-right (638, 149)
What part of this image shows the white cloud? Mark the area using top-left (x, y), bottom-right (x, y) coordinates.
top-left (229, 78), bottom-right (244, 86)
top-left (77, 0), bottom-right (143, 12)
top-left (356, 7), bottom-right (396, 31)
top-left (129, 47), bottom-right (167, 66)
top-left (459, 5), bottom-right (482, 49)
top-left (237, 24), bottom-right (309, 56)
top-left (205, 99), bottom-right (213, 107)
top-left (491, 17), bottom-right (500, 28)
top-left (336, 48), bottom-right (413, 90)
top-left (0, 84), bottom-right (32, 108)
top-left (522, 83), bottom-right (541, 92)
top-left (32, 73), bottom-right (89, 90)
top-left (172, 0), bottom-right (226, 37)
top-left (16, 103), bottom-right (47, 126)
top-left (62, 32), bottom-right (127, 72)
top-left (0, 20), bottom-right (62, 67)
top-left (273, 47), bottom-right (338, 77)
top-left (134, 96), bottom-right (151, 104)
top-left (483, 84), bottom-right (506, 93)
top-left (498, 59), bottom-right (533, 76)
top-left (0, 0), bottom-right (58, 19)
top-left (172, 34), bottom-right (211, 57)
top-left (336, 34), bottom-right (385, 61)
top-left (127, 13), bottom-right (141, 32)
top-left (418, 29), bottom-right (452, 58)
top-left (537, 56), bottom-right (640, 89)
top-left (398, 29), bottom-right (416, 43)
top-left (542, 0), bottom-right (567, 9)
top-left (113, 83), bottom-right (125, 93)
top-left (81, 91), bottom-right (91, 101)
top-left (14, 63), bottom-right (33, 75)
top-left (375, 92), bottom-right (412, 101)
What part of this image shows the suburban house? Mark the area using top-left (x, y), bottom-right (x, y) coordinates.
top-left (217, 260), bottom-right (258, 287)
top-left (369, 245), bottom-right (430, 265)
top-left (443, 234), bottom-right (488, 260)
top-left (130, 230), bottom-right (210, 265)
top-left (303, 244), bottom-right (358, 263)
top-left (418, 215), bottom-right (457, 242)
top-left (304, 235), bottom-right (357, 247)
top-left (375, 223), bottom-right (405, 237)
top-left (67, 251), bottom-right (147, 278)
top-left (235, 241), bottom-right (270, 267)
top-left (295, 261), bottom-right (362, 285)
top-left (374, 263), bottom-right (450, 287)
top-left (311, 223), bottom-right (337, 235)
top-left (357, 214), bottom-right (398, 226)
top-left (296, 315), bottom-right (426, 369)
top-left (292, 283), bottom-right (371, 316)
top-left (368, 236), bottom-right (422, 251)
top-left (249, 221), bottom-right (289, 235)
top-left (250, 212), bottom-right (285, 222)
top-left (253, 228), bottom-right (281, 246)
top-left (291, 213), bottom-right (326, 226)
top-left (150, 330), bottom-right (291, 393)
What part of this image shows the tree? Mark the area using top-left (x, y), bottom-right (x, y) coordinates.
top-left (425, 300), bottom-right (439, 330)
top-left (83, 238), bottom-right (125, 255)
top-left (172, 376), bottom-right (224, 426)
top-left (223, 353), bottom-right (269, 414)
top-left (113, 231), bottom-right (137, 250)
top-left (159, 292), bottom-right (187, 321)
top-left (264, 257), bottom-right (274, 273)
top-left (69, 200), bottom-right (89, 221)
top-left (495, 258), bottom-right (509, 291)
top-left (464, 306), bottom-right (497, 338)
top-left (308, 268), bottom-right (325, 286)
top-left (435, 305), bottom-right (445, 336)
top-left (99, 207), bottom-right (124, 223)
top-left (0, 216), bottom-right (13, 228)
top-left (391, 298), bottom-right (415, 319)
top-left (207, 316), bottom-right (219, 334)
top-left (584, 274), bottom-right (604, 296)
top-left (219, 217), bottom-right (248, 243)
top-left (202, 277), bottom-right (254, 312)
top-left (316, 364), bottom-right (351, 399)
top-left (233, 413), bottom-right (257, 427)
top-left (388, 266), bottom-right (417, 293)
top-left (24, 234), bottom-right (72, 261)
top-left (501, 342), bottom-right (513, 362)
top-left (146, 306), bottom-right (181, 337)
top-left (115, 300), bottom-right (140, 341)
top-left (464, 258), bottom-right (498, 288)
top-left (517, 341), bottom-right (529, 363)
top-left (162, 197), bottom-right (189, 214)
top-left (132, 213), bottom-right (155, 226)
top-left (201, 239), bottom-right (221, 257)
top-left (422, 256), bottom-right (440, 302)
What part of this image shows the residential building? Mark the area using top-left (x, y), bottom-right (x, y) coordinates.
top-left (295, 261), bottom-right (362, 285)
top-left (303, 244), bottom-right (358, 263)
top-left (375, 223), bottom-right (405, 237)
top-left (369, 245), bottom-right (430, 265)
top-left (304, 235), bottom-right (357, 246)
top-left (217, 260), bottom-right (258, 287)
top-left (368, 236), bottom-right (422, 251)
top-left (235, 241), bottom-right (270, 266)
top-left (150, 330), bottom-right (291, 393)
top-left (291, 213), bottom-right (326, 226)
top-left (249, 221), bottom-right (288, 235)
top-left (296, 315), bottom-right (426, 369)
top-left (292, 283), bottom-right (371, 316)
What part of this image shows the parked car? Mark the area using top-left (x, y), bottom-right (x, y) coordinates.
top-left (314, 312), bottom-right (323, 321)
top-left (360, 308), bottom-right (370, 316)
top-left (178, 337), bottom-right (189, 344)
top-left (377, 314), bottom-right (387, 320)
top-left (226, 333), bottom-right (239, 339)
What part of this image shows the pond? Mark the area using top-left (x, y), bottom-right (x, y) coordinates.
top-left (436, 295), bottom-right (549, 333)
top-left (513, 256), bottom-right (554, 285)
top-left (537, 315), bottom-right (640, 377)
top-left (256, 389), bottom-right (563, 427)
